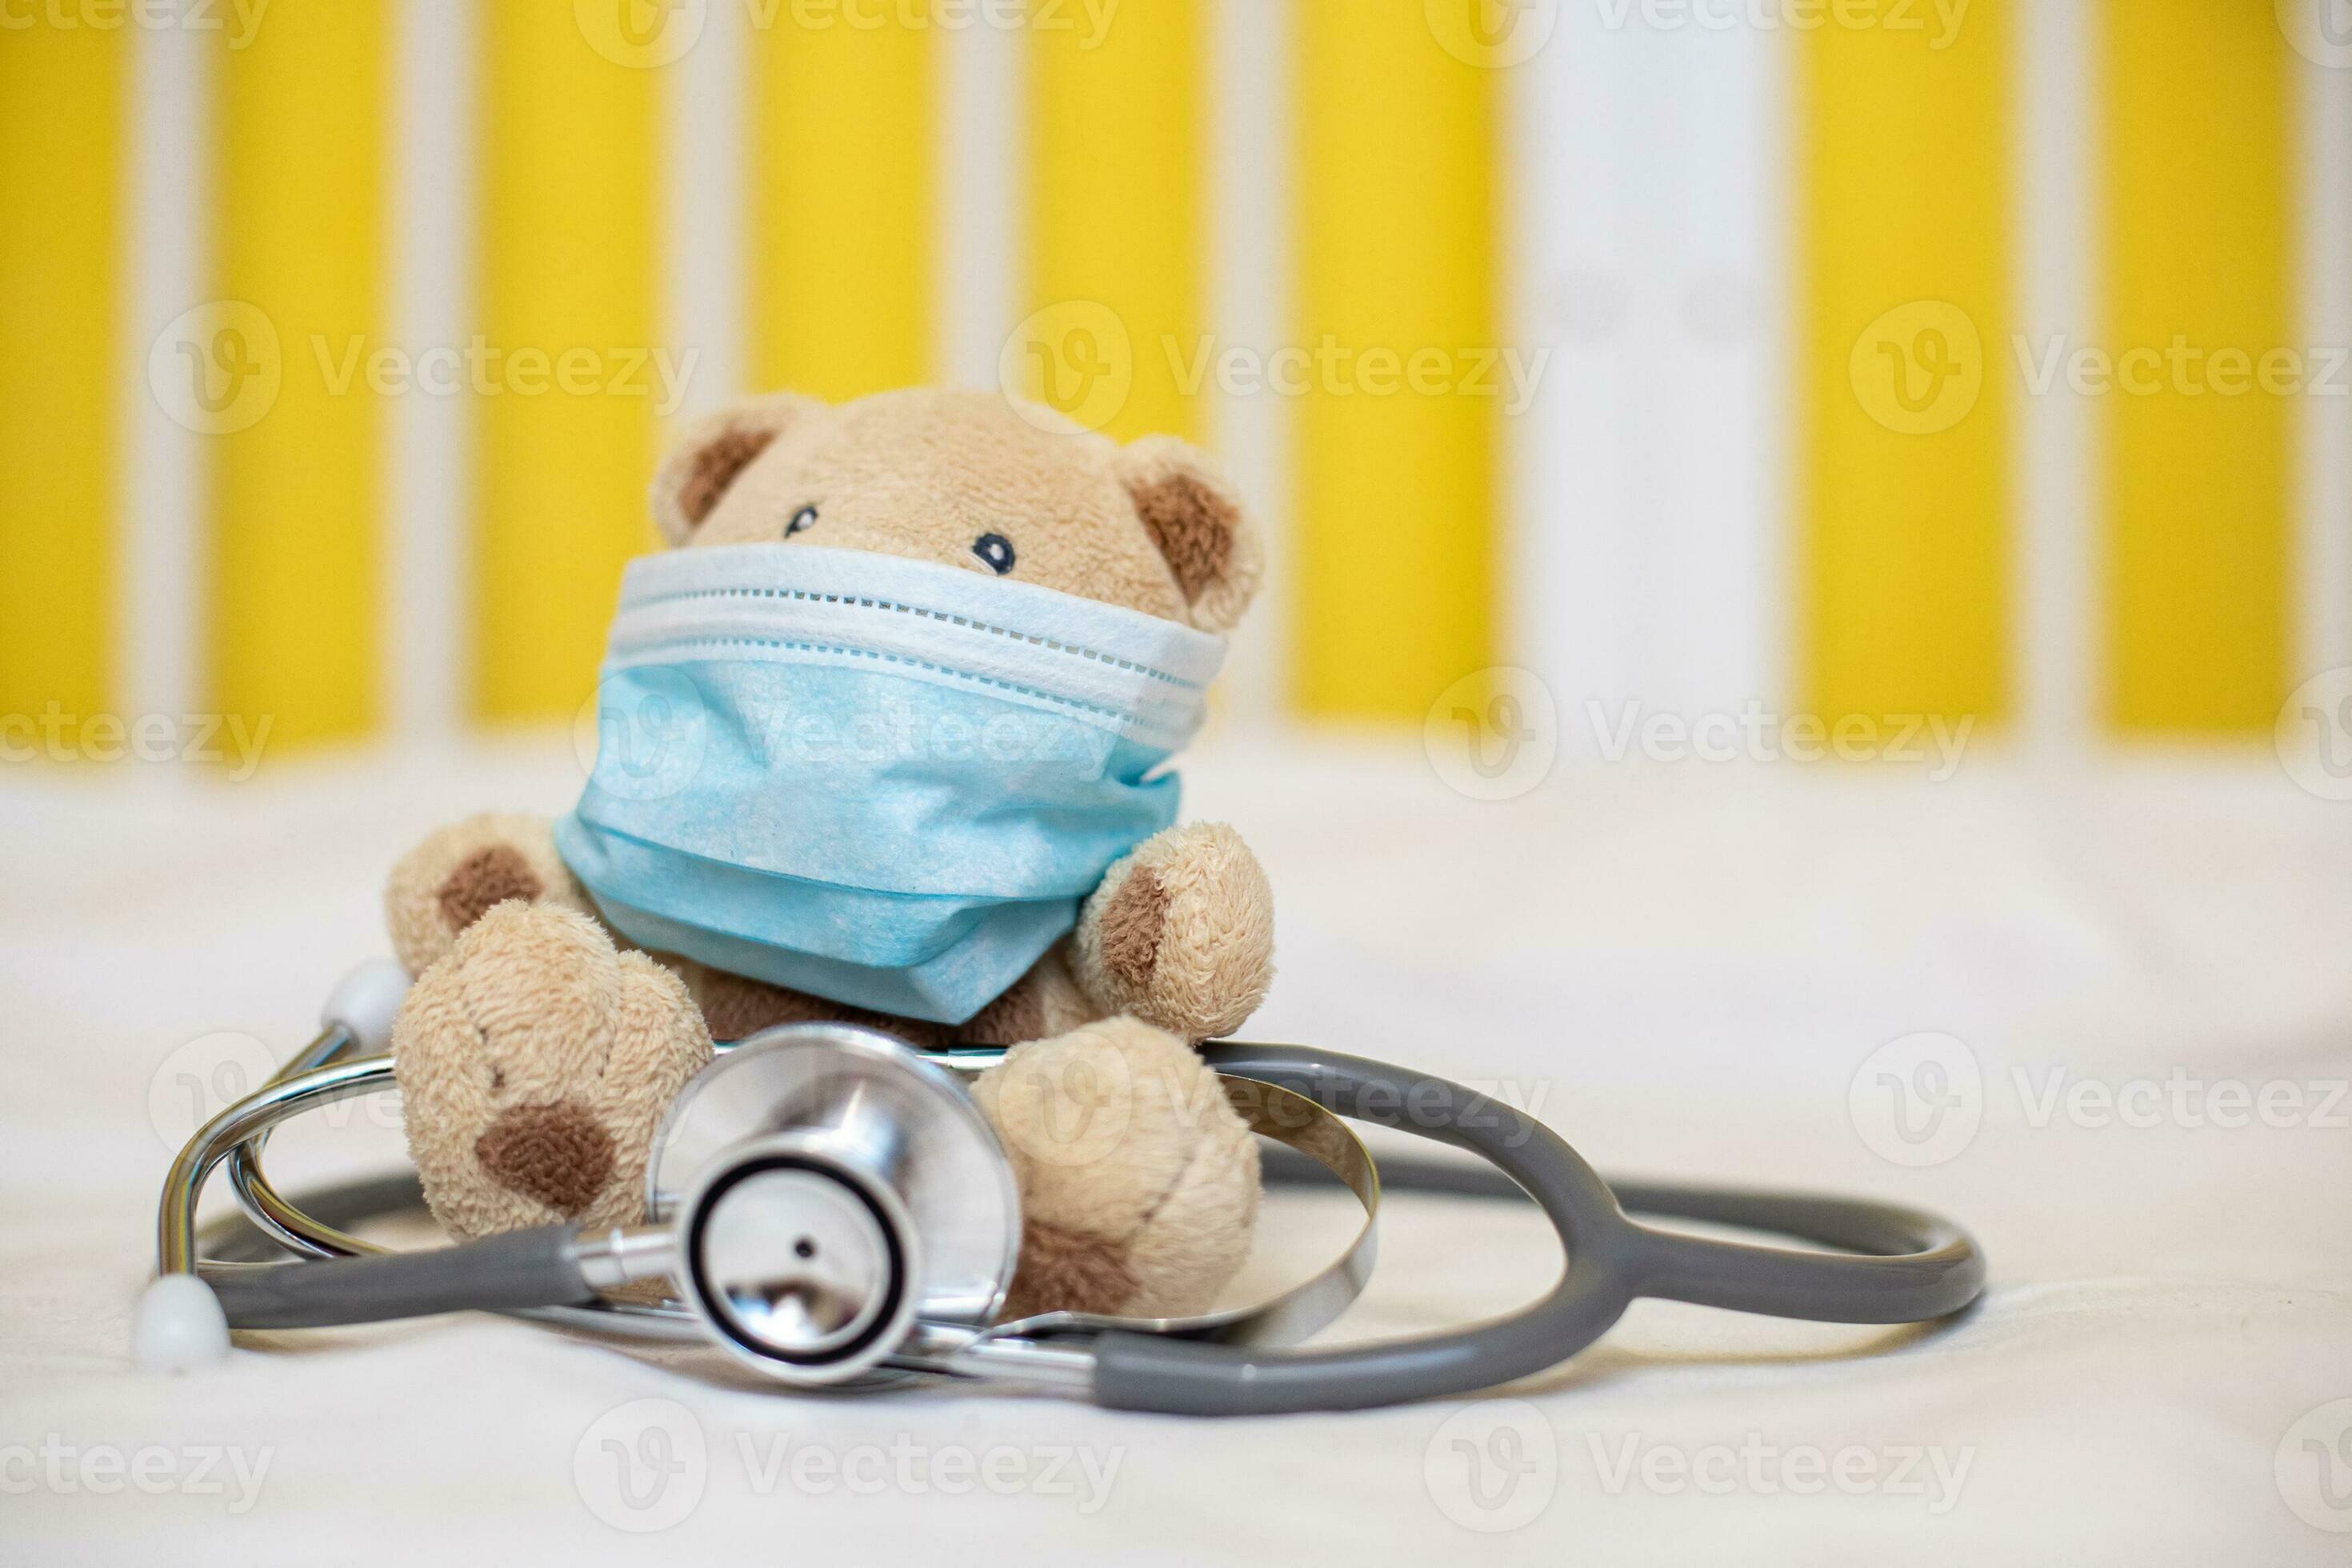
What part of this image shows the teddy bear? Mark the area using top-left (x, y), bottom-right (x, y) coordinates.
top-left (381, 386), bottom-right (1277, 1322)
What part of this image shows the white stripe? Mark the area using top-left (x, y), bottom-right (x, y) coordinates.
top-left (1511, 10), bottom-right (1788, 753)
top-left (120, 18), bottom-right (210, 738)
top-left (386, 0), bottom-right (478, 739)
top-left (662, 0), bottom-right (746, 422)
top-left (2296, 35), bottom-right (2352, 683)
top-left (938, 10), bottom-right (1024, 390)
top-left (2016, 0), bottom-right (2096, 744)
top-left (1205, 0), bottom-right (1293, 726)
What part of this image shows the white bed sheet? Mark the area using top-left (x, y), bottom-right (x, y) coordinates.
top-left (4, 736), bottom-right (2347, 1564)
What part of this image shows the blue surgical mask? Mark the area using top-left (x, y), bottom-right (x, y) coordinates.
top-left (554, 542), bottom-right (1224, 1025)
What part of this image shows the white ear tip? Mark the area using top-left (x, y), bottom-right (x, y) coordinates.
top-left (322, 958), bottom-right (412, 1056)
top-left (133, 1274), bottom-right (232, 1373)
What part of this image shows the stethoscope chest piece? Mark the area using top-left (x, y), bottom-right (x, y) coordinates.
top-left (646, 1025), bottom-right (1021, 1383)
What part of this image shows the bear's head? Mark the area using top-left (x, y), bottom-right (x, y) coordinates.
top-left (648, 387), bottom-right (1262, 633)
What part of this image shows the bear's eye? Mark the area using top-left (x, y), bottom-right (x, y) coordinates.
top-left (973, 534), bottom-right (1016, 575)
top-left (786, 505), bottom-right (818, 536)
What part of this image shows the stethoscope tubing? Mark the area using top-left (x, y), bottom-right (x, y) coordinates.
top-left (1085, 1042), bottom-right (1984, 1414)
top-left (162, 1034), bottom-right (1985, 1416)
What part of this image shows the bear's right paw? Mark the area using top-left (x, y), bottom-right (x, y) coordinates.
top-left (392, 902), bottom-right (712, 1242)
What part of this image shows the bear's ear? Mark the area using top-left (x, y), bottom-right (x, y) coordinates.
top-left (1114, 435), bottom-right (1262, 634)
top-left (650, 392), bottom-right (822, 545)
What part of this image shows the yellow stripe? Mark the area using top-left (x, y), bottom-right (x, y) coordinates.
top-left (2102, 1), bottom-right (2294, 734)
top-left (475, 6), bottom-right (662, 722)
top-left (1294, 0), bottom-right (1495, 719)
top-left (1024, 0), bottom-right (1204, 442)
top-left (0, 23), bottom-right (126, 746)
top-left (751, 0), bottom-right (936, 399)
top-left (213, 2), bottom-right (391, 747)
top-left (1799, 3), bottom-right (2012, 727)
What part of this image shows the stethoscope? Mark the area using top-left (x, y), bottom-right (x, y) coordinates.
top-left (138, 962), bottom-right (1986, 1416)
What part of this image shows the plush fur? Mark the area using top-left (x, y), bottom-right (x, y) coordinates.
top-left (393, 902), bottom-right (713, 1243)
top-left (385, 387), bottom-right (1276, 1321)
top-left (650, 386), bottom-right (1260, 633)
top-left (384, 811), bottom-right (594, 978)
top-left (970, 1017), bottom-right (1260, 1320)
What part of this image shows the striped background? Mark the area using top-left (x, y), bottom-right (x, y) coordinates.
top-left (2, 0), bottom-right (2346, 760)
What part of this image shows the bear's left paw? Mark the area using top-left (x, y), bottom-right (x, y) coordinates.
top-left (971, 1017), bottom-right (1260, 1320)
top-left (1075, 822), bottom-right (1274, 1042)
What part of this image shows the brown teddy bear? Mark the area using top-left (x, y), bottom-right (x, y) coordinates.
top-left (382, 387), bottom-right (1276, 1322)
